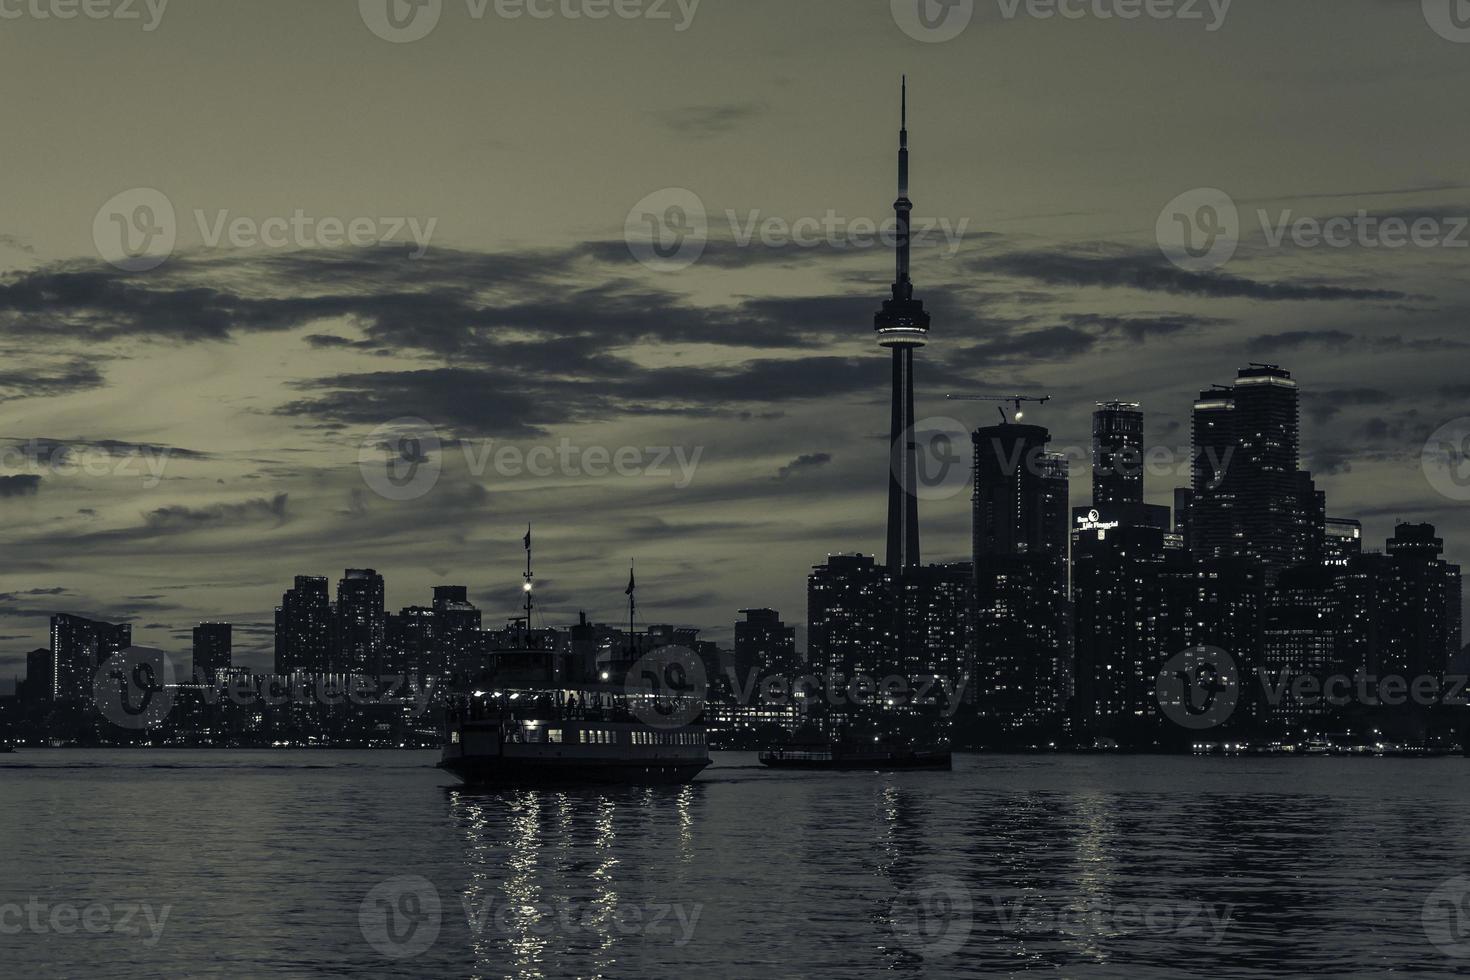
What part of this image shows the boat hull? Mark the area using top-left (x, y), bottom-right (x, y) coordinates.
top-left (439, 754), bottom-right (709, 786)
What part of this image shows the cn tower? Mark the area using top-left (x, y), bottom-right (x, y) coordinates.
top-left (875, 77), bottom-right (930, 573)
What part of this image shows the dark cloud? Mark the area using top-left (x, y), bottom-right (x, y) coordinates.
top-left (0, 361), bottom-right (105, 400)
top-left (0, 474), bottom-right (41, 497)
top-left (1303, 388), bottom-right (1395, 424)
top-left (777, 453), bottom-right (833, 480)
top-left (1250, 330), bottom-right (1467, 353)
top-left (277, 356), bottom-right (926, 438)
top-left (988, 249), bottom-right (1405, 302)
top-left (144, 493), bottom-right (290, 530)
top-left (652, 101), bottom-right (769, 139)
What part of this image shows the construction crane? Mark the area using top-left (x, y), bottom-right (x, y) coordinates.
top-left (946, 393), bottom-right (1052, 424)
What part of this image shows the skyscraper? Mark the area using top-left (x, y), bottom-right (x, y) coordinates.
top-left (337, 569), bottom-right (386, 676)
top-left (970, 422), bottom-right (1069, 741)
top-left (50, 614), bottom-right (131, 703)
top-left (21, 648), bottom-right (52, 703)
top-left (1071, 521), bottom-right (1168, 743)
top-left (274, 575), bottom-right (334, 675)
top-left (1323, 517), bottom-right (1363, 566)
top-left (896, 564), bottom-right (973, 685)
top-left (432, 585), bottom-right (482, 679)
top-left (972, 423), bottom-right (1067, 564)
top-left (1191, 364), bottom-right (1309, 576)
top-left (1191, 384), bottom-right (1238, 562)
top-left (875, 78), bottom-right (929, 573)
top-left (386, 605), bottom-right (436, 678)
top-left (734, 608), bottom-right (798, 676)
top-left (192, 622), bottom-right (232, 681)
top-left (1093, 401), bottom-right (1144, 509)
top-left (807, 555), bottom-right (898, 683)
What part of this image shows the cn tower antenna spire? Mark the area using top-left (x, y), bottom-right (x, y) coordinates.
top-left (875, 75), bottom-right (930, 573)
top-left (895, 76), bottom-right (911, 294)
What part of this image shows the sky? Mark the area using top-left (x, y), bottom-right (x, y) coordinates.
top-left (1, 0), bottom-right (1468, 674)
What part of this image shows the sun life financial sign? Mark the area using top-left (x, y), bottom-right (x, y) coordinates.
top-left (1076, 509), bottom-right (1121, 536)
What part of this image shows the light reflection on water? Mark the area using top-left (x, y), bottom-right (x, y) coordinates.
top-left (3, 751), bottom-right (1470, 978)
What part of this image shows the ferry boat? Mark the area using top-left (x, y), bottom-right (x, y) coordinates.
top-left (440, 682), bottom-right (710, 785)
top-left (438, 530), bottom-right (709, 787)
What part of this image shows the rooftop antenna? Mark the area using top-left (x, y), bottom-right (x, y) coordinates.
top-left (625, 560), bottom-right (637, 657)
top-left (522, 523), bottom-right (533, 632)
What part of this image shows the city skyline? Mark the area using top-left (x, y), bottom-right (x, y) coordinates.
top-left (3, 0), bottom-right (1470, 677)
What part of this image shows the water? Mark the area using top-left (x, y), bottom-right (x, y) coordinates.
top-left (3, 751), bottom-right (1469, 978)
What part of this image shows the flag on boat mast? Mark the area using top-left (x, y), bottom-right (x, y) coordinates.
top-left (625, 563), bottom-right (635, 597)
top-left (523, 524), bottom-right (531, 551)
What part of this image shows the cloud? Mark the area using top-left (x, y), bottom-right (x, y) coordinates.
top-left (776, 453), bottom-right (833, 480)
top-left (1250, 330), bottom-right (1467, 353)
top-left (988, 249), bottom-right (1405, 302)
top-left (276, 356), bottom-right (926, 438)
top-left (652, 102), bottom-right (769, 139)
top-left (143, 493), bottom-right (290, 530)
top-left (0, 361), bottom-right (106, 401)
top-left (0, 474), bottom-right (41, 497)
top-left (1303, 388), bottom-right (1395, 424)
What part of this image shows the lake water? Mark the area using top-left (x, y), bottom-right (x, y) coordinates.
top-left (3, 751), bottom-right (1470, 978)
